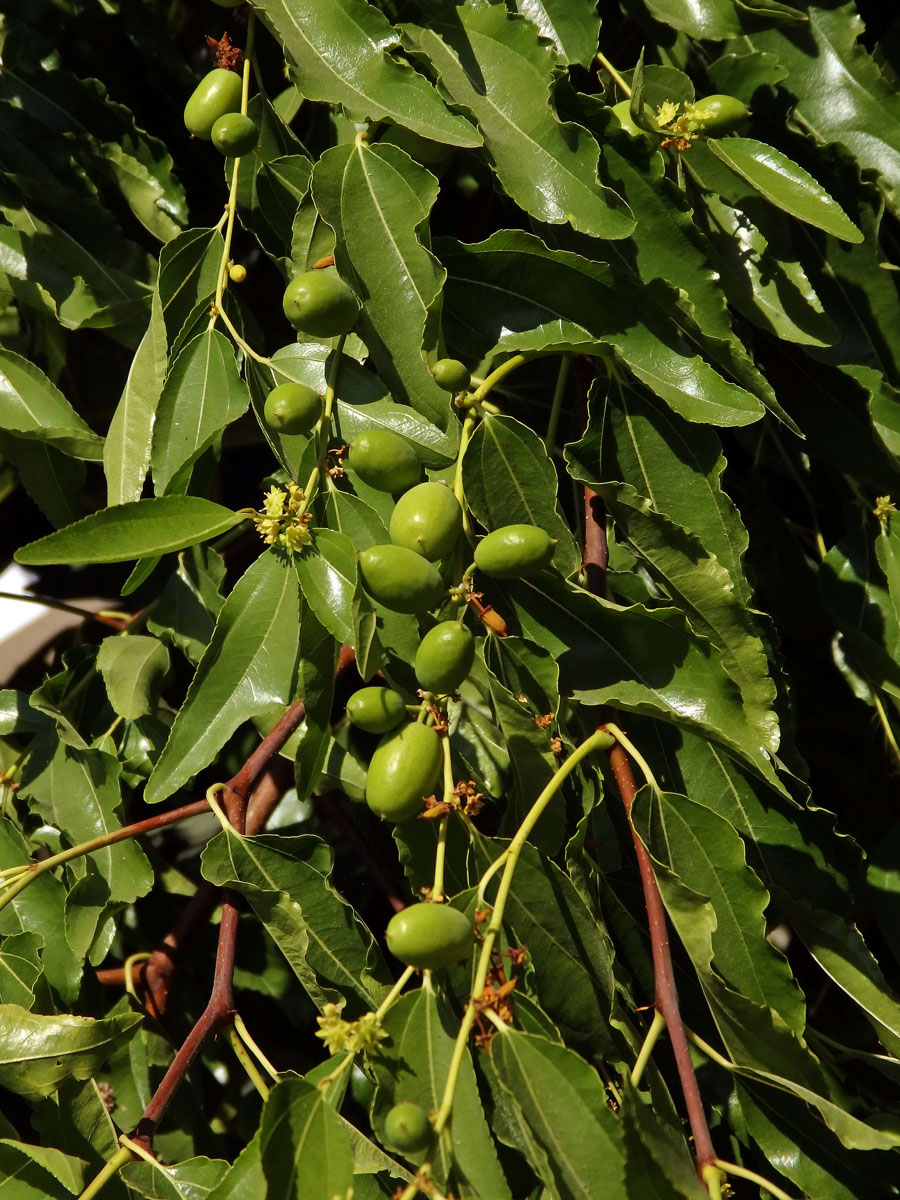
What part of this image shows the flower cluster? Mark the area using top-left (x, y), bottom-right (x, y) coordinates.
top-left (655, 100), bottom-right (715, 144)
top-left (249, 483), bottom-right (313, 552)
top-left (314, 1003), bottom-right (388, 1055)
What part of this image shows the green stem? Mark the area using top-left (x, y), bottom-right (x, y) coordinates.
top-left (604, 723), bottom-right (663, 796)
top-left (233, 1012), bottom-right (279, 1081)
top-left (298, 333), bottom-right (347, 514)
top-left (432, 728), bottom-right (614, 1135)
top-left (227, 1022), bottom-right (270, 1100)
top-left (77, 1146), bottom-right (133, 1200)
top-left (454, 411), bottom-right (477, 543)
top-left (469, 354), bottom-right (529, 404)
top-left (631, 1009), bottom-right (666, 1086)
top-left (544, 355), bottom-right (571, 452)
top-left (595, 50), bottom-right (632, 97)
top-left (432, 739), bottom-right (454, 902)
top-left (713, 1160), bottom-right (797, 1200)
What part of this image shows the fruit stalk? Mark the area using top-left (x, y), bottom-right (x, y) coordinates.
top-left (298, 332), bottom-right (347, 518)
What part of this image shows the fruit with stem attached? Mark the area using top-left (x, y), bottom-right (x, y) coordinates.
top-left (430, 358), bottom-right (471, 392)
top-left (383, 1101), bottom-right (431, 1153)
top-left (694, 94), bottom-right (750, 135)
top-left (389, 482), bottom-right (462, 560)
top-left (474, 524), bottom-right (557, 578)
top-left (347, 687), bottom-right (407, 734)
top-left (263, 383), bottom-right (322, 436)
top-left (184, 69), bottom-right (243, 140)
top-left (348, 430), bottom-right (421, 495)
top-left (365, 722), bottom-right (442, 822)
top-left (358, 545), bottom-right (444, 614)
top-left (211, 112), bottom-right (258, 157)
top-left (385, 903), bottom-right (474, 969)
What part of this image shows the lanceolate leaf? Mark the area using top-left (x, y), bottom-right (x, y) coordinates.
top-left (151, 329), bottom-right (250, 495)
top-left (295, 528), bottom-right (358, 648)
top-left (312, 141), bottom-right (449, 426)
top-left (706, 137), bottom-right (864, 243)
top-left (512, 0), bottom-right (600, 66)
top-left (252, 0), bottom-right (481, 148)
top-left (403, 5), bottom-right (635, 240)
top-left (439, 231), bottom-right (765, 427)
top-left (146, 550), bottom-right (301, 804)
top-left (0, 348), bottom-right (104, 460)
top-left (97, 635), bottom-right (170, 721)
top-left (259, 1076), bottom-right (355, 1200)
top-left (15, 497), bottom-right (244, 566)
top-left (0, 1006), bottom-right (141, 1100)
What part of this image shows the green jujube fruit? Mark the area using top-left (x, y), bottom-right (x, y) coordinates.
top-left (383, 1102), bottom-right (431, 1152)
top-left (348, 430), bottom-right (422, 494)
top-left (263, 382), bottom-right (321, 436)
top-left (365, 722), bottom-right (442, 822)
top-left (347, 686), bottom-right (407, 734)
top-left (184, 69), bottom-right (243, 140)
top-left (211, 112), bottom-right (258, 157)
top-left (695, 94), bottom-right (750, 135)
top-left (389, 482), bottom-right (462, 560)
top-left (282, 269), bottom-right (359, 337)
top-left (415, 622), bottom-right (475, 694)
top-left (358, 545), bottom-right (444, 614)
top-left (474, 524), bottom-right (556, 578)
top-left (611, 99), bottom-right (652, 138)
top-left (430, 358), bottom-right (471, 392)
top-left (385, 903), bottom-right (474, 969)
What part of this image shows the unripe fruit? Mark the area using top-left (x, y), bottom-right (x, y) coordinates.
top-left (389, 482), bottom-right (462, 561)
top-left (184, 69), bottom-right (243, 140)
top-left (694, 94), bottom-right (751, 135)
top-left (366, 722), bottom-right (442, 822)
top-left (358, 545), bottom-right (444, 614)
top-left (415, 622), bottom-right (475, 694)
top-left (211, 112), bottom-right (258, 157)
top-left (474, 524), bottom-right (556, 578)
top-left (348, 430), bottom-right (422, 494)
top-left (263, 382), bottom-right (322, 436)
top-left (347, 686), bottom-right (407, 734)
top-left (386, 903), bottom-right (474, 969)
top-left (229, 263), bottom-right (247, 283)
top-left (430, 358), bottom-right (471, 392)
top-left (383, 1101), bottom-right (431, 1152)
top-left (350, 1064), bottom-right (375, 1110)
top-left (611, 99), bottom-right (651, 138)
top-left (282, 269), bottom-right (360, 338)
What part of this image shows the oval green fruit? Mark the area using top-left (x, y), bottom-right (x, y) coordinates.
top-left (347, 686), bottom-right (407, 734)
top-left (474, 524), bottom-right (556, 579)
top-left (430, 358), bottom-right (471, 392)
top-left (184, 69), bottom-right (243, 140)
top-left (211, 112), bottom-right (258, 157)
top-left (415, 622), bottom-right (475, 694)
top-left (366, 722), bottom-right (442, 822)
top-left (263, 382), bottom-right (322, 436)
top-left (386, 903), bottom-right (474, 969)
top-left (694, 94), bottom-right (750, 135)
top-left (348, 429), bottom-right (422, 494)
top-left (282, 269), bottom-right (360, 338)
top-left (383, 1101), bottom-right (431, 1152)
top-left (389, 482), bottom-right (462, 560)
top-left (350, 1064), bottom-right (375, 1110)
top-left (359, 545), bottom-right (444, 614)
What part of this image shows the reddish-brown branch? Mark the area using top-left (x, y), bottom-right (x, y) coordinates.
top-left (607, 744), bottom-right (717, 1178)
top-left (583, 486), bottom-right (609, 598)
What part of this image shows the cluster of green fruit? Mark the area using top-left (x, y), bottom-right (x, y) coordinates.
top-left (612, 92), bottom-right (749, 138)
top-left (183, 68), bottom-right (258, 157)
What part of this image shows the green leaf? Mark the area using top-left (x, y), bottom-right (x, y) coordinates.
top-left (151, 330), bottom-right (250, 495)
top-left (121, 1157), bottom-right (230, 1200)
top-left (0, 1141), bottom-right (86, 1198)
top-left (104, 289), bottom-right (167, 505)
top-left (511, 0), bottom-right (599, 65)
top-left (402, 6), bottom-right (634, 240)
top-left (0, 435), bottom-right (85, 529)
top-left (145, 545), bottom-right (227, 665)
top-left (462, 414), bottom-right (580, 577)
top-left (473, 835), bottom-right (615, 1052)
top-left (259, 1075), bottom-right (355, 1200)
top-left (0, 932), bottom-right (43, 1009)
top-left (0, 818), bottom-right (81, 1003)
top-left (97, 635), bottom-right (170, 721)
top-left (255, 155), bottom-right (313, 250)
top-left (15, 497), bottom-right (244, 566)
top-left (0, 1005), bottom-right (141, 1099)
top-left (295, 528), bottom-right (359, 648)
top-left (253, 0), bottom-right (481, 148)
top-left (491, 1027), bottom-right (627, 1200)
top-left (157, 227), bottom-right (222, 342)
top-left (706, 138), bottom-right (864, 243)
top-left (750, 2), bottom-right (900, 217)
top-left (201, 827), bottom-right (391, 1014)
top-left (146, 550), bottom-right (301, 804)
top-left (311, 141), bottom-right (449, 426)
top-left (439, 231), bottom-right (764, 427)
top-left (640, 0), bottom-right (740, 38)
top-left (0, 347), bottom-right (103, 460)
top-left (371, 987), bottom-right (511, 1197)
top-left (19, 742), bottom-right (153, 905)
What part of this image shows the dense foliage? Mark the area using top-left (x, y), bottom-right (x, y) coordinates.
top-left (2, 0), bottom-right (900, 1197)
